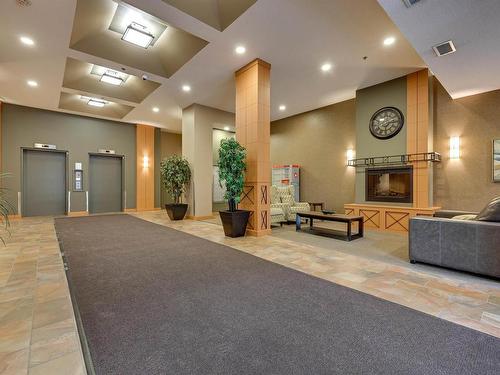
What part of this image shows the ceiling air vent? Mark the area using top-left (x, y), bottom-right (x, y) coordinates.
top-left (402, 0), bottom-right (421, 7)
top-left (433, 40), bottom-right (457, 57)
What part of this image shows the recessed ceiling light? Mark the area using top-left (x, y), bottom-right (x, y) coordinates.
top-left (122, 23), bottom-right (154, 48)
top-left (88, 99), bottom-right (106, 107)
top-left (182, 85), bottom-right (191, 92)
top-left (100, 71), bottom-right (124, 86)
top-left (383, 36), bottom-right (396, 46)
top-left (321, 63), bottom-right (332, 72)
top-left (279, 105), bottom-right (286, 111)
top-left (224, 126), bottom-right (230, 131)
top-left (152, 107), bottom-right (159, 113)
top-left (235, 45), bottom-right (246, 54)
top-left (20, 36), bottom-right (34, 46)
top-left (27, 80), bottom-right (38, 87)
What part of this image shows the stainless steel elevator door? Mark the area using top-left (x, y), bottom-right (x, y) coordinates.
top-left (89, 155), bottom-right (123, 214)
top-left (22, 149), bottom-right (67, 217)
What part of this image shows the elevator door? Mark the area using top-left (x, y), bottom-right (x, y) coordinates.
top-left (22, 149), bottom-right (67, 217)
top-left (89, 155), bottom-right (123, 214)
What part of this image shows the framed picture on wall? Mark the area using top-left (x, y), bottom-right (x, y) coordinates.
top-left (493, 139), bottom-right (500, 182)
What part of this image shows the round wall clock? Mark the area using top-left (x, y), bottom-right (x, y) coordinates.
top-left (369, 107), bottom-right (404, 140)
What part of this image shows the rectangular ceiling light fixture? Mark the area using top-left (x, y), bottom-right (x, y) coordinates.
top-left (122, 22), bottom-right (154, 48)
top-left (87, 98), bottom-right (107, 107)
top-left (100, 70), bottom-right (124, 86)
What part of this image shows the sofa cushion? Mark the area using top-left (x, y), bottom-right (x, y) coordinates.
top-left (476, 196), bottom-right (500, 222)
top-left (452, 214), bottom-right (477, 220)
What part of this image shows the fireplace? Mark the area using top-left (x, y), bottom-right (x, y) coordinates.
top-left (366, 167), bottom-right (412, 203)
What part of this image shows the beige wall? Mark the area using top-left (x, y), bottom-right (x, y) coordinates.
top-left (433, 80), bottom-right (500, 211)
top-left (182, 104), bottom-right (235, 217)
top-left (212, 128), bottom-right (235, 166)
top-left (160, 131), bottom-right (182, 205)
top-left (271, 99), bottom-right (356, 213)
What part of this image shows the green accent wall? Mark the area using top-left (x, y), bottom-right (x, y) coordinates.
top-left (355, 76), bottom-right (408, 204)
top-left (1, 104), bottom-right (137, 214)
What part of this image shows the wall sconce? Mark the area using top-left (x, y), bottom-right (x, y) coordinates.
top-left (143, 155), bottom-right (149, 168)
top-left (346, 149), bottom-right (355, 166)
top-left (450, 136), bottom-right (460, 159)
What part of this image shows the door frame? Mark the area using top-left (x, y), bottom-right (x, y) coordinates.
top-left (88, 153), bottom-right (126, 213)
top-left (20, 147), bottom-right (69, 217)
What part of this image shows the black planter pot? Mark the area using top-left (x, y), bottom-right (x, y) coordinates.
top-left (165, 203), bottom-right (188, 221)
top-left (219, 210), bottom-right (250, 238)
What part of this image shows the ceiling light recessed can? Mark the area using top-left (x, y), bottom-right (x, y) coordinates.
top-left (235, 45), bottom-right (246, 54)
top-left (279, 105), bottom-right (286, 111)
top-left (27, 80), bottom-right (38, 87)
top-left (20, 36), bottom-right (34, 46)
top-left (152, 107), bottom-right (159, 113)
top-left (321, 63), bottom-right (332, 72)
top-left (383, 36), bottom-right (396, 46)
top-left (182, 85), bottom-right (191, 92)
top-left (122, 22), bottom-right (154, 48)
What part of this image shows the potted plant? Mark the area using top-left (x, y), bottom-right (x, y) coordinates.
top-left (160, 155), bottom-right (191, 220)
top-left (217, 138), bottom-right (249, 237)
top-left (0, 173), bottom-right (12, 244)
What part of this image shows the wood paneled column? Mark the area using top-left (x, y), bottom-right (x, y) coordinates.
top-left (407, 69), bottom-right (430, 208)
top-left (235, 59), bottom-right (271, 236)
top-left (136, 124), bottom-right (155, 211)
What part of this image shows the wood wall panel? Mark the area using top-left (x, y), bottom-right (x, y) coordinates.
top-left (136, 124), bottom-right (155, 211)
top-left (235, 59), bottom-right (271, 236)
top-left (345, 203), bottom-right (440, 233)
top-left (407, 69), bottom-right (430, 208)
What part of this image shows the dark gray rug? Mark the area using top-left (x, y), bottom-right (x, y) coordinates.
top-left (54, 214), bottom-right (500, 375)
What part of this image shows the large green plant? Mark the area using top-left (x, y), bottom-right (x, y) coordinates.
top-left (218, 138), bottom-right (246, 212)
top-left (160, 155), bottom-right (191, 204)
top-left (0, 173), bottom-right (12, 244)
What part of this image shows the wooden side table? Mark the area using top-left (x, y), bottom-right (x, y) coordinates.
top-left (308, 202), bottom-right (324, 211)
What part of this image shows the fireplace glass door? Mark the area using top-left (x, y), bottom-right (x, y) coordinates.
top-left (366, 167), bottom-right (412, 203)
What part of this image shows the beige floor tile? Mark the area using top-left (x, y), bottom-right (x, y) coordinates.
top-left (29, 319), bottom-right (79, 367)
top-left (0, 349), bottom-right (29, 375)
top-left (28, 351), bottom-right (85, 375)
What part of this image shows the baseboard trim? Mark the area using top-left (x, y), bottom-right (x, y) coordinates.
top-left (132, 208), bottom-right (161, 212)
top-left (186, 215), bottom-right (214, 221)
top-left (68, 211), bottom-right (89, 217)
top-left (246, 228), bottom-right (272, 237)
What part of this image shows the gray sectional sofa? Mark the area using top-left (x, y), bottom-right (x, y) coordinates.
top-left (409, 213), bottom-right (500, 278)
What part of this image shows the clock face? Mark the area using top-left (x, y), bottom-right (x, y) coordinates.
top-left (369, 107), bottom-right (404, 139)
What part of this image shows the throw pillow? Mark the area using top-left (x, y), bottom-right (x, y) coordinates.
top-left (475, 196), bottom-right (500, 222)
top-left (451, 214), bottom-right (477, 220)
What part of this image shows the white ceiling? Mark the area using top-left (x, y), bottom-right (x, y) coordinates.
top-left (0, 0), bottom-right (429, 133)
top-left (378, 0), bottom-right (500, 99)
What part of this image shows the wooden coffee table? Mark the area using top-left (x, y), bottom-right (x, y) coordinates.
top-left (296, 212), bottom-right (364, 241)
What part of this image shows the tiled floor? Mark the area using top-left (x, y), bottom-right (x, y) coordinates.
top-left (0, 217), bottom-right (85, 375)
top-left (0, 211), bottom-right (499, 374)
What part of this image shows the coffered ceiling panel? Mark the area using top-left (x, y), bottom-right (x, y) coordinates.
top-left (69, 0), bottom-right (208, 79)
top-left (59, 92), bottom-right (134, 119)
top-left (62, 58), bottom-right (160, 104)
top-left (161, 0), bottom-right (257, 31)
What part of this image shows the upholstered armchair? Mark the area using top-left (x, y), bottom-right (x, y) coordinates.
top-left (273, 185), bottom-right (310, 221)
top-left (270, 186), bottom-right (287, 226)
